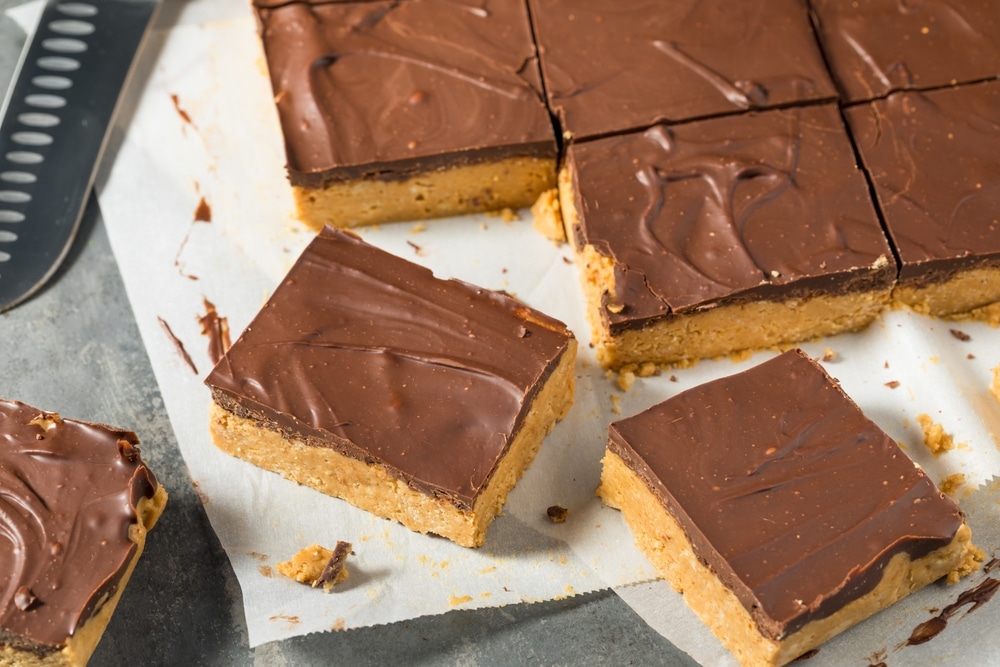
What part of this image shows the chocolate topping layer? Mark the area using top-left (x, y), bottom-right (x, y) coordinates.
top-left (0, 400), bottom-right (159, 650)
top-left (810, 0), bottom-right (1000, 103)
top-left (566, 104), bottom-right (895, 332)
top-left (204, 227), bottom-right (574, 509)
top-left (528, 0), bottom-right (837, 142)
top-left (844, 81), bottom-right (1000, 285)
top-left (608, 349), bottom-right (966, 640)
top-left (254, 0), bottom-right (556, 187)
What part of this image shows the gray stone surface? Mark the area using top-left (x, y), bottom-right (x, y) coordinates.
top-left (0, 3), bottom-right (697, 665)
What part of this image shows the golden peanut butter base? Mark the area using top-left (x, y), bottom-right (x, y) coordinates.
top-left (209, 341), bottom-right (576, 548)
top-left (892, 265), bottom-right (1000, 321)
top-left (598, 450), bottom-right (976, 667)
top-left (294, 156), bottom-right (556, 230)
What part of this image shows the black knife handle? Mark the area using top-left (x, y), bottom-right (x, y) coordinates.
top-left (0, 0), bottom-right (159, 312)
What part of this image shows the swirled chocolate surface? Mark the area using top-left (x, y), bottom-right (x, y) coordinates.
top-left (254, 0), bottom-right (556, 187)
top-left (810, 0), bottom-right (1000, 103)
top-left (566, 104), bottom-right (895, 333)
top-left (204, 227), bottom-right (574, 509)
top-left (845, 81), bottom-right (1000, 285)
top-left (528, 0), bottom-right (837, 142)
top-left (0, 400), bottom-right (159, 651)
top-left (608, 349), bottom-right (966, 640)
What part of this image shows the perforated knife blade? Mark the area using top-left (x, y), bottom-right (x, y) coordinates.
top-left (0, 0), bottom-right (161, 312)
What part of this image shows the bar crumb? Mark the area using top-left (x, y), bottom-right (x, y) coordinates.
top-left (277, 541), bottom-right (354, 592)
top-left (990, 365), bottom-right (1000, 405)
top-left (546, 505), bottom-right (569, 523)
top-left (939, 473), bottom-right (966, 497)
top-left (916, 414), bottom-right (956, 457)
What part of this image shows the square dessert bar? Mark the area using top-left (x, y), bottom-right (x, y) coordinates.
top-left (545, 103), bottom-right (895, 369)
top-left (810, 0), bottom-right (1000, 103)
top-left (528, 0), bottom-right (837, 142)
top-left (0, 399), bottom-right (167, 667)
top-left (204, 227), bottom-right (577, 548)
top-left (844, 80), bottom-right (1000, 319)
top-left (599, 349), bottom-right (978, 667)
top-left (254, 0), bottom-right (557, 229)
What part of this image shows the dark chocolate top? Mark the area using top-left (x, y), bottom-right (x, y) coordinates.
top-left (608, 349), bottom-right (966, 640)
top-left (0, 400), bottom-right (159, 650)
top-left (810, 0), bottom-right (1000, 104)
top-left (845, 81), bottom-right (1000, 285)
top-left (204, 227), bottom-right (574, 510)
top-left (528, 0), bottom-right (837, 142)
top-left (254, 0), bottom-right (556, 187)
top-left (566, 104), bottom-right (895, 332)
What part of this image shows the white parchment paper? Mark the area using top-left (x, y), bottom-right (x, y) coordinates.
top-left (10, 0), bottom-right (999, 662)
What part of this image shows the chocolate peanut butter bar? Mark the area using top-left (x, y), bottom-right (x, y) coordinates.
top-left (204, 227), bottom-right (576, 547)
top-left (545, 103), bottom-right (894, 368)
top-left (528, 0), bottom-right (837, 142)
top-left (254, 0), bottom-right (556, 229)
top-left (844, 80), bottom-right (1000, 319)
top-left (599, 349), bottom-right (977, 667)
top-left (810, 0), bottom-right (1000, 103)
top-left (0, 400), bottom-right (167, 667)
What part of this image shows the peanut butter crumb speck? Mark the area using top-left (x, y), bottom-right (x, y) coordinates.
top-left (917, 414), bottom-right (957, 457)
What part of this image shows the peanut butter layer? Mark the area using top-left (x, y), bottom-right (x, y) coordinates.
top-left (0, 399), bottom-right (166, 663)
top-left (844, 81), bottom-right (1000, 316)
top-left (528, 0), bottom-right (837, 142)
top-left (253, 0), bottom-right (556, 224)
top-left (810, 0), bottom-right (1000, 103)
top-left (560, 104), bottom-right (894, 366)
top-left (602, 349), bottom-right (973, 654)
top-left (204, 227), bottom-right (576, 542)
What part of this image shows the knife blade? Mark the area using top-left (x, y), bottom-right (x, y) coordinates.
top-left (0, 0), bottom-right (160, 313)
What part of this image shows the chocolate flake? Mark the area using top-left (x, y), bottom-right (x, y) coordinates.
top-left (315, 541), bottom-right (353, 591)
top-left (194, 196), bottom-right (212, 223)
top-left (546, 505), bottom-right (569, 523)
top-left (949, 329), bottom-right (971, 342)
top-left (14, 586), bottom-right (36, 611)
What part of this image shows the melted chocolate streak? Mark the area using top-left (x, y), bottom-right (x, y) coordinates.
top-left (902, 576), bottom-right (1000, 647)
top-left (650, 40), bottom-right (767, 110)
top-left (633, 113), bottom-right (799, 293)
top-left (158, 316), bottom-right (198, 375)
top-left (198, 298), bottom-right (231, 367)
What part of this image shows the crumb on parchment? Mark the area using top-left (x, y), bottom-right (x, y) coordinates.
top-left (939, 473), bottom-right (966, 497)
top-left (916, 414), bottom-right (958, 457)
top-left (277, 541), bottom-right (354, 592)
top-left (546, 505), bottom-right (569, 523)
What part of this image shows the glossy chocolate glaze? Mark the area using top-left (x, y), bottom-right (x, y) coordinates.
top-left (0, 400), bottom-right (159, 651)
top-left (566, 104), bottom-right (895, 333)
top-left (810, 0), bottom-right (1000, 104)
top-left (528, 0), bottom-right (837, 142)
top-left (608, 349), bottom-right (966, 640)
top-left (204, 227), bottom-right (574, 509)
top-left (253, 0), bottom-right (556, 187)
top-left (845, 81), bottom-right (1000, 286)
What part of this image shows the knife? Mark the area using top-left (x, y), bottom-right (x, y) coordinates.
top-left (0, 0), bottom-right (160, 312)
